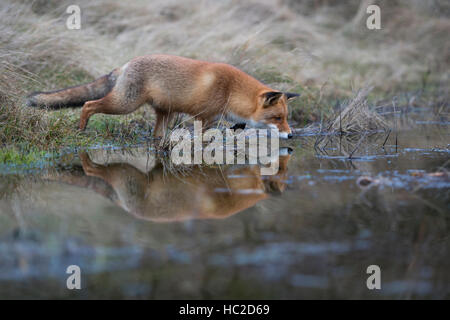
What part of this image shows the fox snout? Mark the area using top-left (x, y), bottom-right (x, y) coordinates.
top-left (279, 121), bottom-right (293, 139)
top-left (278, 129), bottom-right (293, 140)
top-left (266, 122), bottom-right (293, 139)
top-left (280, 131), bottom-right (293, 139)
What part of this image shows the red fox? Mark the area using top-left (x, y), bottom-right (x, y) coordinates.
top-left (45, 149), bottom-right (291, 222)
top-left (27, 55), bottom-right (299, 138)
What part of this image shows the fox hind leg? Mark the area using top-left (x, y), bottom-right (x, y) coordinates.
top-left (79, 89), bottom-right (144, 130)
top-left (79, 99), bottom-right (101, 130)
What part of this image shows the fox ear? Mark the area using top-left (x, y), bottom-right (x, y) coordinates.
top-left (284, 92), bottom-right (300, 100)
top-left (263, 91), bottom-right (283, 107)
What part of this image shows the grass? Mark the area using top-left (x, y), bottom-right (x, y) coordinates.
top-left (0, 147), bottom-right (49, 166)
top-left (327, 87), bottom-right (388, 134)
top-left (0, 0), bottom-right (449, 162)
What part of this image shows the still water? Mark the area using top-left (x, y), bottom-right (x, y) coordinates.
top-left (0, 119), bottom-right (448, 299)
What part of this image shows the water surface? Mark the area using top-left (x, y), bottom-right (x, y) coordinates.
top-left (0, 117), bottom-right (448, 299)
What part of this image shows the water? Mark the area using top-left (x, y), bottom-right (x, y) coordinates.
top-left (0, 118), bottom-right (448, 299)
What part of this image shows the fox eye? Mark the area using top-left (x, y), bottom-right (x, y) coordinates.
top-left (274, 116), bottom-right (282, 121)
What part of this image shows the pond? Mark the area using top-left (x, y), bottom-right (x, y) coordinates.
top-left (0, 116), bottom-right (448, 299)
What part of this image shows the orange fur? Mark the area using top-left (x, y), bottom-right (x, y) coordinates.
top-left (43, 151), bottom-right (291, 222)
top-left (28, 55), bottom-right (299, 138)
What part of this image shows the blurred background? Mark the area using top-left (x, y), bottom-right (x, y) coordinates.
top-left (1, 0), bottom-right (449, 113)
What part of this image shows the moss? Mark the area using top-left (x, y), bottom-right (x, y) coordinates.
top-left (0, 147), bottom-right (51, 166)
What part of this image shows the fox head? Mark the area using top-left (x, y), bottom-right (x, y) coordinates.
top-left (254, 91), bottom-right (299, 139)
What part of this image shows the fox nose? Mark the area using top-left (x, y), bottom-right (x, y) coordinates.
top-left (288, 133), bottom-right (293, 139)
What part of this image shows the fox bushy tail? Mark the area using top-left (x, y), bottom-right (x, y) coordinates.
top-left (26, 68), bottom-right (120, 109)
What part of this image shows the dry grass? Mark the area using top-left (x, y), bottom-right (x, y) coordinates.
top-left (328, 87), bottom-right (388, 134)
top-left (313, 87), bottom-right (390, 156)
top-left (0, 0), bottom-right (449, 154)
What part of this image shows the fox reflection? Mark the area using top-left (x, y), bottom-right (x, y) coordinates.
top-left (52, 149), bottom-right (291, 222)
